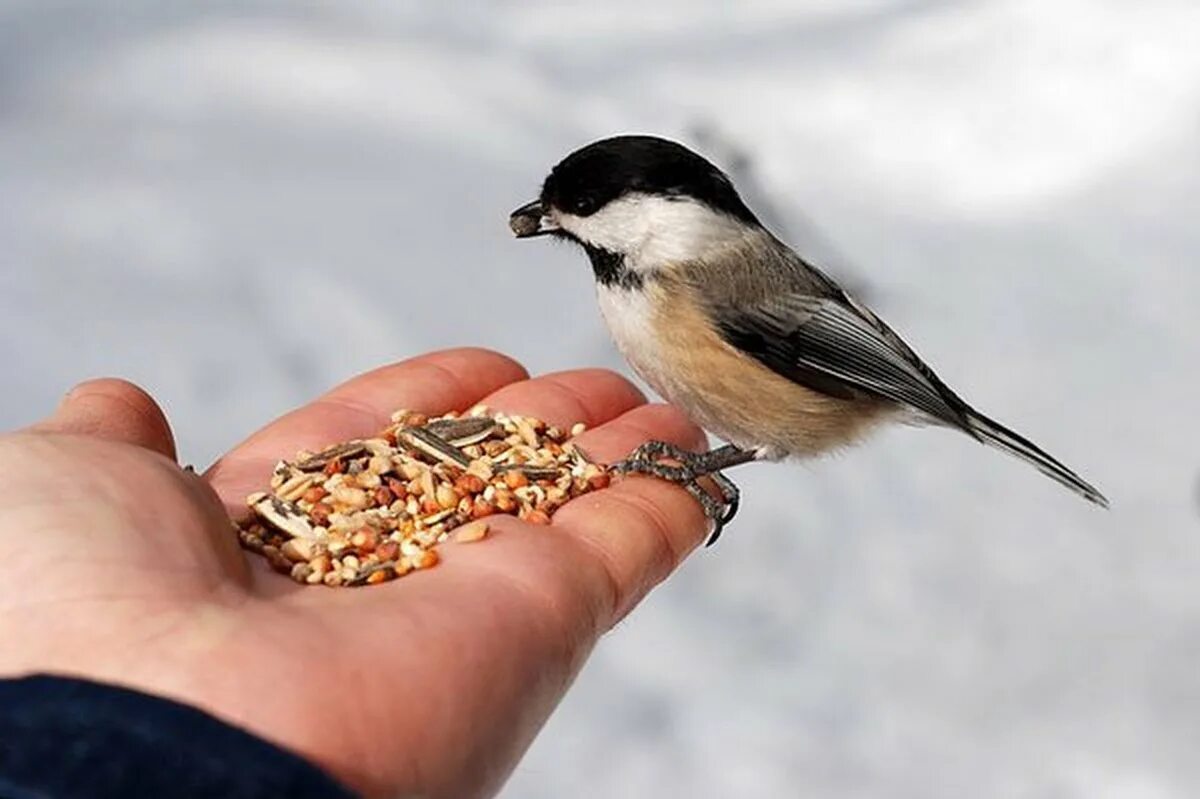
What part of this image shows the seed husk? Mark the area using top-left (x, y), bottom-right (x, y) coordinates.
top-left (294, 441), bottom-right (369, 472)
top-left (423, 417), bottom-right (500, 447)
top-left (398, 427), bottom-right (472, 468)
top-left (252, 496), bottom-right (317, 540)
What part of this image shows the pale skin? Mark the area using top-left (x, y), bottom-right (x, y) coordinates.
top-left (0, 348), bottom-right (713, 799)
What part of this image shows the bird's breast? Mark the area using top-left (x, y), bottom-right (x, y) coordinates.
top-left (596, 284), bottom-right (669, 394)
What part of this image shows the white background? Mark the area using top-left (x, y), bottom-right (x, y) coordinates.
top-left (2, 2), bottom-right (1198, 796)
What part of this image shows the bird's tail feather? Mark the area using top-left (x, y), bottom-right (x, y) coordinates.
top-left (965, 410), bottom-right (1109, 508)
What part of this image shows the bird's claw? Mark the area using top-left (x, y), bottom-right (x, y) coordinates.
top-left (610, 441), bottom-right (741, 546)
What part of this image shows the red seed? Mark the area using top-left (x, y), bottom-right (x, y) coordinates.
top-left (454, 473), bottom-right (486, 495)
top-left (301, 486), bottom-right (328, 504)
top-left (350, 527), bottom-right (379, 553)
top-left (493, 489), bottom-right (516, 513)
top-left (310, 502), bottom-right (332, 527)
top-left (412, 549), bottom-right (439, 569)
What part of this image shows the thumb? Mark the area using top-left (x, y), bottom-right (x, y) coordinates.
top-left (29, 378), bottom-right (178, 461)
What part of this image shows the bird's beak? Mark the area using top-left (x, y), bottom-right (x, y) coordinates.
top-left (509, 200), bottom-right (558, 238)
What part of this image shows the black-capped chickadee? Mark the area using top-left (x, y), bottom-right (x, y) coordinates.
top-left (510, 135), bottom-right (1107, 542)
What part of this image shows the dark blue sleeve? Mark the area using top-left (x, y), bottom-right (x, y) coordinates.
top-left (0, 675), bottom-right (357, 799)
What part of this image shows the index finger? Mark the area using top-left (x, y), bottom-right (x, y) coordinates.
top-left (205, 348), bottom-right (528, 510)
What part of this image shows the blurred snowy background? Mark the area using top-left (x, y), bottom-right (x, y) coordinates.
top-left (3, 1), bottom-right (1199, 796)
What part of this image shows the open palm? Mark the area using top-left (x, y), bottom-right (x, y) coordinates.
top-left (0, 348), bottom-right (711, 799)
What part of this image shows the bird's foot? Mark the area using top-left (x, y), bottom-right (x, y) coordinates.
top-left (610, 441), bottom-right (747, 546)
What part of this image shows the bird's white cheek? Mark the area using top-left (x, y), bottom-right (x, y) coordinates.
top-left (558, 204), bottom-right (649, 255)
top-left (560, 194), bottom-right (747, 271)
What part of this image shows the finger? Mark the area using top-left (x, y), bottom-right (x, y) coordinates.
top-left (27, 378), bottom-right (177, 460)
top-left (569, 400), bottom-right (708, 465)
top-left (554, 403), bottom-right (711, 625)
top-left (206, 348), bottom-right (528, 507)
top-left (479, 368), bottom-right (646, 430)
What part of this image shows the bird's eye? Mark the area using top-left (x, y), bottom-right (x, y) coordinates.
top-left (570, 194), bottom-right (598, 216)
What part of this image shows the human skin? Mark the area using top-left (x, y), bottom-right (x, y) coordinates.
top-left (0, 348), bottom-right (712, 798)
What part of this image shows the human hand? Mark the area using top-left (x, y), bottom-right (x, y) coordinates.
top-left (0, 348), bottom-right (710, 798)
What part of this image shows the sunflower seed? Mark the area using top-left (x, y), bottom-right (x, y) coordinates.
top-left (398, 427), bottom-right (471, 468)
top-left (294, 441), bottom-right (368, 471)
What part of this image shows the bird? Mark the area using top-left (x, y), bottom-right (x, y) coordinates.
top-left (509, 134), bottom-right (1108, 543)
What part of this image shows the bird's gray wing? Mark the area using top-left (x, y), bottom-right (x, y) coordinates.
top-left (712, 290), bottom-right (973, 430)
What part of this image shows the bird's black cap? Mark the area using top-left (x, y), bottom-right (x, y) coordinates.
top-left (539, 135), bottom-right (761, 225)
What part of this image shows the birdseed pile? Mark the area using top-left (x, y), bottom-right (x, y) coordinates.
top-left (235, 408), bottom-right (610, 587)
